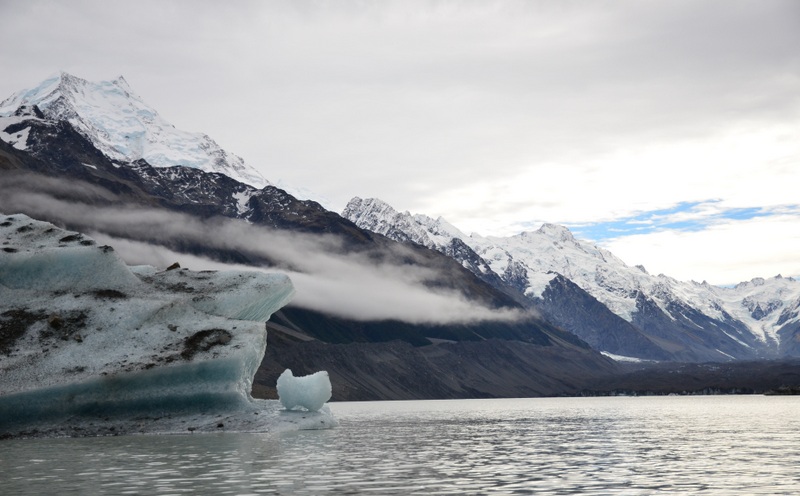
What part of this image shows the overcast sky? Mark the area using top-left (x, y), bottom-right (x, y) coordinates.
top-left (1, 0), bottom-right (798, 285)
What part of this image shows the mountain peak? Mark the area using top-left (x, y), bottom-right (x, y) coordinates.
top-left (44, 71), bottom-right (89, 99)
top-left (113, 75), bottom-right (130, 88)
top-left (342, 197), bottom-right (398, 222)
top-left (536, 223), bottom-right (575, 241)
top-left (57, 70), bottom-right (81, 84)
top-left (0, 72), bottom-right (269, 189)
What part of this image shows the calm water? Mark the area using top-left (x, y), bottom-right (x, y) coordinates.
top-left (2, 396), bottom-right (799, 495)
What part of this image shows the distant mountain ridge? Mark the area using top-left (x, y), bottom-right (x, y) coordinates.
top-left (342, 197), bottom-right (800, 361)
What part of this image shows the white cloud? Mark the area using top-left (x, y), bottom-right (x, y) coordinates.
top-left (427, 124), bottom-right (800, 237)
top-left (90, 232), bottom-right (523, 325)
top-left (600, 213), bottom-right (800, 286)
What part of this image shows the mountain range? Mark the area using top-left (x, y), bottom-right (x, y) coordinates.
top-left (2, 72), bottom-right (799, 399)
top-left (343, 197), bottom-right (800, 361)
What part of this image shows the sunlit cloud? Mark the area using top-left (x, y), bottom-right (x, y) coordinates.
top-left (599, 213), bottom-right (800, 286)
top-left (426, 125), bottom-right (800, 238)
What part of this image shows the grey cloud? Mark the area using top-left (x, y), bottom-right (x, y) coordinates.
top-left (3, 1), bottom-right (797, 215)
top-left (2, 0), bottom-right (798, 276)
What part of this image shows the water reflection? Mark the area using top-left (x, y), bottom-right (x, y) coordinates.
top-left (2, 396), bottom-right (799, 494)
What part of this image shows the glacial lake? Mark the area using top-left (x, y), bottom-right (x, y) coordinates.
top-left (2, 395), bottom-right (799, 495)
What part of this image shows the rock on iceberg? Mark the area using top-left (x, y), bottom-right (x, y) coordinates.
top-left (0, 214), bottom-right (336, 438)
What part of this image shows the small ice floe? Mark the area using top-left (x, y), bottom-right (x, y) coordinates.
top-left (277, 369), bottom-right (333, 412)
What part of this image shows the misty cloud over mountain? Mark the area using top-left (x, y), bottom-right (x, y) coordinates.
top-left (0, 174), bottom-right (522, 325)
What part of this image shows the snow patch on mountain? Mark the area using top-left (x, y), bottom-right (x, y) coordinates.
top-left (601, 351), bottom-right (655, 363)
top-left (0, 118), bottom-right (33, 151)
top-left (0, 72), bottom-right (269, 189)
top-left (526, 271), bottom-right (559, 298)
top-left (232, 190), bottom-right (253, 215)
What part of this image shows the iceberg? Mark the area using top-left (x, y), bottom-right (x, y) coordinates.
top-left (0, 214), bottom-right (337, 438)
top-left (277, 370), bottom-right (333, 412)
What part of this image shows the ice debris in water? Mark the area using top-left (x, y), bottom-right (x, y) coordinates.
top-left (277, 369), bottom-right (333, 412)
top-left (0, 213), bottom-right (337, 437)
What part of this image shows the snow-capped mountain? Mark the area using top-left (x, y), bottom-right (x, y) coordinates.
top-left (342, 197), bottom-right (506, 290)
top-left (0, 72), bottom-right (269, 188)
top-left (342, 197), bottom-right (800, 361)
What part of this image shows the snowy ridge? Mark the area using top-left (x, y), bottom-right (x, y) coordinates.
top-left (470, 226), bottom-right (713, 326)
top-left (342, 197), bottom-right (800, 355)
top-left (342, 197), bottom-right (468, 250)
top-left (0, 72), bottom-right (269, 189)
top-left (468, 229), bottom-right (800, 346)
top-left (342, 197), bottom-right (500, 282)
top-left (711, 276), bottom-right (800, 345)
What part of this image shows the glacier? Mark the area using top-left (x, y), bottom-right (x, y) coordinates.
top-left (0, 214), bottom-right (337, 438)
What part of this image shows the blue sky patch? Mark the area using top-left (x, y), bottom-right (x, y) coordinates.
top-left (568, 201), bottom-right (794, 242)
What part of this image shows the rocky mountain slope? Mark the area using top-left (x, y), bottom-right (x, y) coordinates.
top-left (343, 197), bottom-right (800, 362)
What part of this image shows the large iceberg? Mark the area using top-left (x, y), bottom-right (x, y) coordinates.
top-left (0, 214), bottom-right (337, 438)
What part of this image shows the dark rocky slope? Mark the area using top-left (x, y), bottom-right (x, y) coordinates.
top-left (255, 325), bottom-right (618, 401)
top-left (584, 359), bottom-right (800, 396)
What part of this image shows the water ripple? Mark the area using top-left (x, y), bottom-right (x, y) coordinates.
top-left (1, 396), bottom-right (799, 494)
